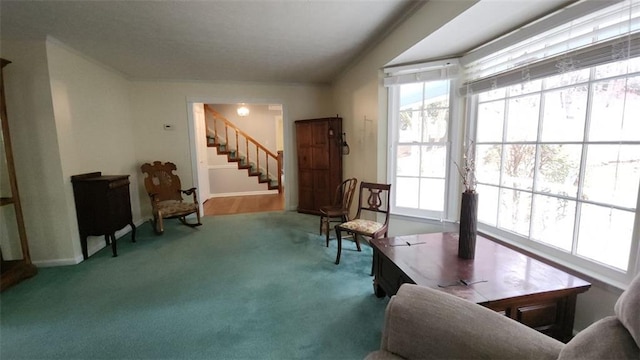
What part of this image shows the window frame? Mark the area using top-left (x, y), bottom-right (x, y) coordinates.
top-left (386, 78), bottom-right (461, 221)
top-left (467, 63), bottom-right (640, 289)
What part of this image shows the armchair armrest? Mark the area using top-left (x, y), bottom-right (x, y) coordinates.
top-left (373, 284), bottom-right (563, 360)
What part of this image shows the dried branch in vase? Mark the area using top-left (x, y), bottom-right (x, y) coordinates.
top-left (455, 139), bottom-right (477, 193)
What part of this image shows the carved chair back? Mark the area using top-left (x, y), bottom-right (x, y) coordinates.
top-left (140, 161), bottom-right (184, 202)
top-left (354, 182), bottom-right (392, 226)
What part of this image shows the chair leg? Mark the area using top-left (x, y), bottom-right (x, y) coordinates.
top-left (320, 216), bottom-right (331, 247)
top-left (154, 214), bottom-right (164, 235)
top-left (335, 226), bottom-right (342, 265)
top-left (325, 221), bottom-right (330, 247)
top-left (354, 234), bottom-right (362, 252)
top-left (370, 251), bottom-right (375, 276)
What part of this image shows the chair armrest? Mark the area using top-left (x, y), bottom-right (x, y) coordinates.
top-left (181, 188), bottom-right (198, 203)
top-left (378, 284), bottom-right (563, 360)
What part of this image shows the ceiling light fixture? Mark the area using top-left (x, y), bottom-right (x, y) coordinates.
top-left (237, 104), bottom-right (250, 117)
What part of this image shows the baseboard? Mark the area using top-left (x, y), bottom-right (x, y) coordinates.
top-left (32, 257), bottom-right (80, 267)
top-left (32, 219), bottom-right (146, 267)
top-left (207, 190), bottom-right (278, 198)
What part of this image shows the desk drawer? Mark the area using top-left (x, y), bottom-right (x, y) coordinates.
top-left (376, 253), bottom-right (412, 296)
top-left (485, 298), bottom-right (564, 340)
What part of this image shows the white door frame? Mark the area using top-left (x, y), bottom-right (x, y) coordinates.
top-left (186, 102), bottom-right (209, 216)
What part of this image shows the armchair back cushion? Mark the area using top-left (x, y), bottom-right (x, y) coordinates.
top-left (614, 273), bottom-right (640, 348)
top-left (558, 316), bottom-right (639, 360)
top-left (378, 284), bottom-right (562, 360)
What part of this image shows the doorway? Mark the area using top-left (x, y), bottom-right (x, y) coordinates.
top-left (188, 101), bottom-right (286, 216)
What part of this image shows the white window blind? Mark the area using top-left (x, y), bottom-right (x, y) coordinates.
top-left (461, 0), bottom-right (640, 94)
top-left (384, 59), bottom-right (460, 87)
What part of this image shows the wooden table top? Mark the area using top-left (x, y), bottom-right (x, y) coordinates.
top-left (371, 232), bottom-right (591, 304)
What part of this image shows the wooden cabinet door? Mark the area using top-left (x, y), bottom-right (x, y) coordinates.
top-left (296, 122), bottom-right (313, 170)
top-left (311, 121), bottom-right (329, 170)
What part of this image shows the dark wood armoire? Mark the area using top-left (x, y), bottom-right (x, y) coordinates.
top-left (295, 116), bottom-right (343, 215)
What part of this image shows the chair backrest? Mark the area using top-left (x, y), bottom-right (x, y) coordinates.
top-left (333, 178), bottom-right (358, 213)
top-left (140, 161), bottom-right (184, 202)
top-left (354, 182), bottom-right (392, 225)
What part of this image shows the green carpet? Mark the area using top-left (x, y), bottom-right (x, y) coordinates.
top-left (0, 211), bottom-right (389, 359)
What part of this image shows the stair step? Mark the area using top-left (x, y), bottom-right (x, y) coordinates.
top-left (268, 180), bottom-right (279, 190)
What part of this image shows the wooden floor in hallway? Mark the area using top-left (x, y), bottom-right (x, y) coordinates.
top-left (203, 193), bottom-right (284, 216)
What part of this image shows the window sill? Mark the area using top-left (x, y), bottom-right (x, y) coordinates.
top-left (478, 227), bottom-right (631, 293)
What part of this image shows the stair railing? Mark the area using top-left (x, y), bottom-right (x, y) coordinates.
top-left (204, 105), bottom-right (283, 193)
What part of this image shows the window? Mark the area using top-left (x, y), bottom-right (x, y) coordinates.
top-left (388, 79), bottom-right (453, 219)
top-left (475, 59), bottom-right (640, 272)
top-left (465, 0), bottom-right (640, 285)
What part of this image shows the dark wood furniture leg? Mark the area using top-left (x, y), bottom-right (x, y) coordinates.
top-left (130, 222), bottom-right (136, 242)
top-left (81, 235), bottom-right (89, 260)
top-left (335, 227), bottom-right (342, 264)
top-left (110, 234), bottom-right (117, 257)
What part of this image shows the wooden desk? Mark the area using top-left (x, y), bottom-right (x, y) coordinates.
top-left (371, 233), bottom-right (591, 342)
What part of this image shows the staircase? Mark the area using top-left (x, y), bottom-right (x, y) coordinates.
top-left (204, 105), bottom-right (283, 193)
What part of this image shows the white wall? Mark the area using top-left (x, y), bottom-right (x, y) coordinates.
top-left (46, 40), bottom-right (141, 261)
top-left (1, 39), bottom-right (143, 265)
top-left (2, 39), bottom-right (75, 264)
top-left (129, 80), bottom-right (333, 217)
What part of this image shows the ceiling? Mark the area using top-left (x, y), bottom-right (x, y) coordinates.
top-left (1, 0), bottom-right (573, 85)
top-left (387, 0), bottom-right (574, 67)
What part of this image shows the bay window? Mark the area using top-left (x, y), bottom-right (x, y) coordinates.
top-left (463, 0), bottom-right (640, 286)
top-left (385, 0), bottom-right (640, 286)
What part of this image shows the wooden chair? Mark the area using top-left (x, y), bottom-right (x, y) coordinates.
top-left (334, 182), bottom-right (392, 271)
top-left (140, 161), bottom-right (202, 234)
top-left (319, 178), bottom-right (357, 247)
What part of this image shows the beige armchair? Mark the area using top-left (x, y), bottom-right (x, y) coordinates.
top-left (366, 274), bottom-right (640, 360)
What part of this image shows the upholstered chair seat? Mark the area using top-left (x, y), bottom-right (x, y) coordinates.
top-left (338, 219), bottom-right (384, 235)
top-left (156, 200), bottom-right (199, 217)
